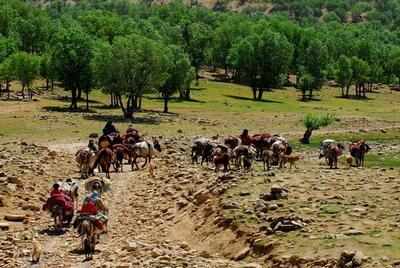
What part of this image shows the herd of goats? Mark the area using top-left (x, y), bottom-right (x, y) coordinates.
top-left (75, 127), bottom-right (372, 180)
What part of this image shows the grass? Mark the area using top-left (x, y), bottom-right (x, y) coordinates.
top-left (1, 79), bottom-right (400, 144)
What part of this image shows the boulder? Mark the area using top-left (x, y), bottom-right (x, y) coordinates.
top-left (4, 214), bottom-right (26, 222)
top-left (233, 246), bottom-right (250, 261)
top-left (0, 222), bottom-right (10, 230)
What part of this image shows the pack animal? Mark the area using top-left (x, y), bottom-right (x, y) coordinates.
top-left (213, 149), bottom-right (230, 172)
top-left (130, 138), bottom-right (161, 170)
top-left (75, 149), bottom-right (94, 178)
top-left (79, 219), bottom-right (96, 260)
top-left (349, 141), bottom-right (370, 167)
top-left (111, 144), bottom-right (130, 172)
top-left (90, 148), bottom-right (113, 179)
top-left (326, 143), bottom-right (345, 169)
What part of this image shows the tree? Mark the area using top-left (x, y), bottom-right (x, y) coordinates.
top-left (336, 55), bottom-right (353, 97)
top-left (297, 38), bottom-right (328, 100)
top-left (183, 23), bottom-right (211, 85)
top-left (351, 57), bottom-right (370, 98)
top-left (93, 34), bottom-right (168, 118)
top-left (300, 114), bottom-right (336, 144)
top-left (229, 29), bottom-right (293, 100)
top-left (298, 73), bottom-right (314, 101)
top-left (0, 57), bottom-right (14, 98)
top-left (51, 26), bottom-right (93, 109)
top-left (10, 10), bottom-right (51, 54)
top-left (158, 46), bottom-right (193, 113)
top-left (8, 52), bottom-right (40, 99)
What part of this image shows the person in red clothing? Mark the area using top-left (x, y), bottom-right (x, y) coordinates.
top-left (43, 182), bottom-right (74, 225)
top-left (239, 129), bottom-right (252, 145)
top-left (78, 182), bottom-right (108, 233)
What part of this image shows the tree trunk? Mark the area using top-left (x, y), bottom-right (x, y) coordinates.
top-left (86, 91), bottom-right (89, 111)
top-left (163, 95), bottom-right (169, 113)
top-left (341, 86), bottom-right (344, 97)
top-left (138, 96), bottom-right (142, 110)
top-left (300, 128), bottom-right (313, 144)
top-left (45, 79), bottom-right (49, 91)
top-left (6, 80), bottom-right (10, 99)
top-left (252, 87), bottom-right (257, 100)
top-left (309, 87), bottom-right (313, 99)
top-left (257, 88), bottom-right (264, 100)
top-left (70, 88), bottom-right (78, 109)
top-left (184, 88), bottom-right (191, 100)
top-left (77, 88), bottom-right (82, 100)
top-left (195, 66), bottom-right (200, 86)
top-left (110, 93), bottom-right (114, 107)
top-left (0, 83), bottom-right (2, 97)
top-left (118, 95), bottom-right (132, 118)
top-left (51, 80), bottom-right (54, 90)
top-left (345, 84), bottom-right (350, 97)
top-left (21, 85), bottom-right (25, 99)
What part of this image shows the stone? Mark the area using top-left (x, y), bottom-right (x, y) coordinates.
top-left (268, 203), bottom-right (279, 211)
top-left (252, 239), bottom-right (278, 256)
top-left (344, 229), bottom-right (364, 236)
top-left (233, 246), bottom-right (250, 261)
top-left (193, 189), bottom-right (211, 205)
top-left (4, 214), bottom-right (26, 222)
top-left (352, 250), bottom-right (364, 266)
top-left (123, 240), bottom-right (138, 252)
top-left (0, 223), bottom-right (10, 230)
top-left (222, 201), bottom-right (240, 209)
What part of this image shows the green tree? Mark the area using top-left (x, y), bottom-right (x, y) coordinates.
top-left (51, 26), bottom-right (93, 109)
top-left (298, 73), bottom-right (314, 101)
top-left (158, 46), bottom-right (194, 113)
top-left (0, 57), bottom-right (14, 98)
top-left (301, 114), bottom-right (336, 144)
top-left (93, 34), bottom-right (168, 118)
top-left (336, 55), bottom-right (353, 97)
top-left (351, 57), bottom-right (370, 98)
top-left (229, 30), bottom-right (293, 100)
top-left (8, 51), bottom-right (40, 99)
top-left (183, 23), bottom-right (211, 85)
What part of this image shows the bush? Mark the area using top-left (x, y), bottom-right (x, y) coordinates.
top-left (304, 113), bottom-right (336, 130)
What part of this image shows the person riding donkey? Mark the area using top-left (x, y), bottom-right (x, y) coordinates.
top-left (74, 182), bottom-right (108, 234)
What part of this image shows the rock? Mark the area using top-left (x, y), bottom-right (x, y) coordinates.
top-left (0, 222), bottom-right (10, 230)
top-left (222, 201), bottom-right (240, 209)
top-left (123, 240), bottom-right (138, 252)
top-left (22, 204), bottom-right (40, 211)
top-left (344, 229), bottom-right (364, 236)
top-left (193, 189), bottom-right (211, 205)
top-left (268, 203), bottom-right (279, 211)
top-left (0, 172), bottom-right (6, 177)
top-left (252, 239), bottom-right (278, 256)
top-left (7, 176), bottom-right (22, 186)
top-left (176, 199), bottom-right (188, 209)
top-left (239, 191), bottom-right (251, 196)
top-left (0, 196), bottom-right (4, 207)
top-left (4, 214), bottom-right (26, 222)
top-left (352, 250), bottom-right (364, 266)
top-left (242, 264), bottom-right (262, 268)
top-left (233, 246), bottom-right (250, 261)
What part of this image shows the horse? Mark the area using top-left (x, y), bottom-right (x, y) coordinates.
top-left (75, 149), bottom-right (93, 178)
top-left (130, 138), bottom-right (161, 170)
top-left (326, 143), bottom-right (345, 169)
top-left (91, 148), bottom-right (113, 179)
top-left (111, 144), bottom-right (130, 172)
top-left (350, 141), bottom-right (371, 167)
top-left (79, 219), bottom-right (96, 260)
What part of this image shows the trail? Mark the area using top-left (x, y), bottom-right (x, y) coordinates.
top-left (28, 143), bottom-right (244, 268)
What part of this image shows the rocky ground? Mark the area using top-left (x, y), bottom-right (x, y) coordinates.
top-left (0, 137), bottom-right (400, 267)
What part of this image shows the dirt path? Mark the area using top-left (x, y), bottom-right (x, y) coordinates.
top-left (23, 143), bottom-right (245, 267)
